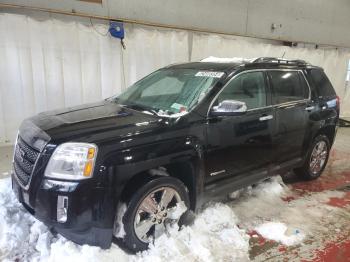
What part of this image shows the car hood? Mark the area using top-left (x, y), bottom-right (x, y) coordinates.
top-left (19, 100), bottom-right (165, 150)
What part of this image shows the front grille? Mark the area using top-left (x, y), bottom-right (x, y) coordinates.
top-left (13, 136), bottom-right (40, 187)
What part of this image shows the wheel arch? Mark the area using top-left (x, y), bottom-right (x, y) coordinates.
top-left (313, 124), bottom-right (336, 146)
top-left (118, 159), bottom-right (200, 211)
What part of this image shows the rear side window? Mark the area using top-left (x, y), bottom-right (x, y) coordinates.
top-left (269, 71), bottom-right (309, 104)
top-left (309, 69), bottom-right (336, 97)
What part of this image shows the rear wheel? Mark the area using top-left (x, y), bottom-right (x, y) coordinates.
top-left (295, 135), bottom-right (330, 180)
top-left (118, 176), bottom-right (190, 252)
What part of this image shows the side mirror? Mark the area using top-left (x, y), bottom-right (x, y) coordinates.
top-left (211, 100), bottom-right (247, 116)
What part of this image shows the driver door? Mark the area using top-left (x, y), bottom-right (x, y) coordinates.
top-left (205, 71), bottom-right (276, 182)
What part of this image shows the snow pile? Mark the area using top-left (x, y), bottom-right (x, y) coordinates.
top-left (0, 177), bottom-right (250, 262)
top-left (229, 176), bottom-right (285, 201)
top-left (141, 203), bottom-right (250, 261)
top-left (46, 202), bottom-right (250, 262)
top-left (201, 56), bottom-right (255, 64)
top-left (230, 176), bottom-right (289, 225)
top-left (255, 222), bottom-right (305, 246)
top-left (1, 174), bottom-right (336, 261)
top-left (1, 171), bottom-right (9, 178)
top-left (228, 177), bottom-right (307, 246)
top-left (167, 201), bottom-right (187, 220)
top-left (0, 178), bottom-right (30, 260)
top-left (47, 239), bottom-right (129, 262)
top-left (229, 176), bottom-right (346, 249)
top-left (149, 167), bottom-right (169, 177)
top-left (113, 203), bottom-right (127, 238)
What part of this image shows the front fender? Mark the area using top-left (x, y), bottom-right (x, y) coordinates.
top-left (101, 135), bottom-right (206, 210)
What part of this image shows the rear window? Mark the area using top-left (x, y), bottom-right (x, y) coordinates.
top-left (309, 69), bottom-right (336, 97)
top-left (269, 71), bottom-right (309, 104)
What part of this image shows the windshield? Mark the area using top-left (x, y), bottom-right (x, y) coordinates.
top-left (116, 69), bottom-right (224, 116)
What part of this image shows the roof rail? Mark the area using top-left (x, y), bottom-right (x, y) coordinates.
top-left (252, 57), bottom-right (308, 65)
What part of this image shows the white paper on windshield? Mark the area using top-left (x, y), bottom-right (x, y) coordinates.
top-left (195, 71), bottom-right (224, 78)
top-left (171, 103), bottom-right (186, 111)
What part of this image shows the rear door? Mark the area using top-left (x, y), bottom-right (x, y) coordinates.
top-left (268, 70), bottom-right (312, 164)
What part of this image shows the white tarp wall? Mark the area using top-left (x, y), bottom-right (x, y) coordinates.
top-left (0, 13), bottom-right (189, 145)
top-left (0, 13), bottom-right (349, 145)
top-left (191, 33), bottom-right (350, 108)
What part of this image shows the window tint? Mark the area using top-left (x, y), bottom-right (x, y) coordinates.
top-left (310, 69), bottom-right (336, 97)
top-left (269, 71), bottom-right (308, 104)
top-left (217, 71), bottom-right (267, 109)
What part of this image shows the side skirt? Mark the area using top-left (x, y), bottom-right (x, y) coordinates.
top-left (196, 157), bottom-right (303, 209)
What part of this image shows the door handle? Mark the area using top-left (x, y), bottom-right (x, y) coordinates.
top-left (259, 115), bottom-right (273, 121)
top-left (305, 106), bottom-right (315, 111)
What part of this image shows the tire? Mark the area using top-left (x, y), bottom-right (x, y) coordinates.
top-left (120, 176), bottom-right (190, 253)
top-left (294, 134), bottom-right (330, 180)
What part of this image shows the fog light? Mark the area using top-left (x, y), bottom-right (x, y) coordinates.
top-left (57, 195), bottom-right (68, 223)
top-left (43, 179), bottom-right (78, 192)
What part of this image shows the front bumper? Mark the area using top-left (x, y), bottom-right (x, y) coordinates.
top-left (11, 173), bottom-right (115, 249)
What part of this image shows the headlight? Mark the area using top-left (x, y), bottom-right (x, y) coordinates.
top-left (13, 132), bottom-right (19, 163)
top-left (45, 143), bottom-right (97, 180)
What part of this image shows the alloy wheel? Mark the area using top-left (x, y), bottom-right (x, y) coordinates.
top-left (133, 187), bottom-right (182, 243)
top-left (309, 140), bottom-right (328, 175)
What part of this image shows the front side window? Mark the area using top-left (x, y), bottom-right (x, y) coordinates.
top-left (269, 71), bottom-right (309, 104)
top-left (116, 69), bottom-right (223, 116)
top-left (216, 71), bottom-right (267, 110)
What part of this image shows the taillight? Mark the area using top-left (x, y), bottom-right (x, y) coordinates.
top-left (336, 95), bottom-right (340, 109)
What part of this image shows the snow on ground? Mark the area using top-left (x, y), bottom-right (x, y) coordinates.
top-left (0, 177), bottom-right (249, 262)
top-left (0, 171), bottom-right (9, 178)
top-left (255, 222), bottom-right (305, 246)
top-left (229, 176), bottom-right (346, 244)
top-left (0, 175), bottom-right (346, 261)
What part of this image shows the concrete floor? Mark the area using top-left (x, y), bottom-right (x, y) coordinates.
top-left (0, 128), bottom-right (350, 261)
top-left (251, 128), bottom-right (350, 261)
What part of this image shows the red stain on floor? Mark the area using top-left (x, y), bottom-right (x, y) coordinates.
top-left (328, 149), bottom-right (350, 163)
top-left (257, 236), bottom-right (267, 246)
top-left (291, 148), bottom-right (350, 195)
top-left (248, 230), bottom-right (267, 246)
top-left (250, 146), bottom-right (350, 261)
top-left (327, 192), bottom-right (350, 208)
top-left (278, 245), bottom-right (287, 253)
top-left (309, 238), bottom-right (350, 262)
top-left (281, 196), bottom-right (296, 202)
top-left (247, 230), bottom-right (258, 237)
top-left (291, 171), bottom-right (350, 194)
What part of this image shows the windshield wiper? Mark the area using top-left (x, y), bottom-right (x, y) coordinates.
top-left (121, 103), bottom-right (159, 116)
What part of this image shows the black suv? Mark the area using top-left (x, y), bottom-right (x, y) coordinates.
top-left (11, 57), bottom-right (339, 252)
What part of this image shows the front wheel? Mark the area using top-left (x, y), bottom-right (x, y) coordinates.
top-left (118, 176), bottom-right (190, 252)
top-left (295, 135), bottom-right (330, 180)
